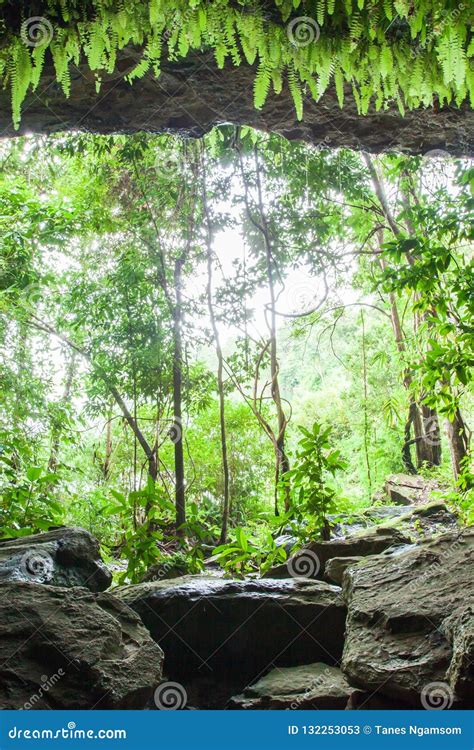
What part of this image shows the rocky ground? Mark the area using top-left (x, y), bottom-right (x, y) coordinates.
top-left (0, 474), bottom-right (472, 711)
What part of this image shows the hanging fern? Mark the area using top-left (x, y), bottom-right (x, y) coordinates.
top-left (9, 40), bottom-right (32, 129)
top-left (254, 60), bottom-right (272, 109)
top-left (0, 0), bottom-right (472, 129)
top-left (288, 64), bottom-right (303, 120)
top-left (334, 65), bottom-right (345, 107)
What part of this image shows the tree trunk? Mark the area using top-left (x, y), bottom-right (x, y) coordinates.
top-left (360, 311), bottom-right (372, 495)
top-left (402, 402), bottom-right (418, 475)
top-left (173, 258), bottom-right (186, 533)
top-left (103, 405), bottom-right (113, 481)
top-left (254, 148), bottom-right (290, 514)
top-left (371, 179), bottom-right (442, 471)
top-left (379, 240), bottom-right (423, 472)
top-left (446, 409), bottom-right (471, 483)
top-left (202, 153), bottom-right (231, 544)
top-left (420, 405), bottom-right (442, 466)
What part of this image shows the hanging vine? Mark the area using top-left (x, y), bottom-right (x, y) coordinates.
top-left (0, 0), bottom-right (472, 129)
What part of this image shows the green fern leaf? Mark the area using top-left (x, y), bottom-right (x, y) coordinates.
top-left (254, 61), bottom-right (271, 109)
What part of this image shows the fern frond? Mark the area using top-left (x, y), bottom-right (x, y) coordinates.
top-left (254, 61), bottom-right (272, 109)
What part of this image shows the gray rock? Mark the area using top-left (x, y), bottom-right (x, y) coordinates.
top-left (324, 556), bottom-right (363, 586)
top-left (229, 662), bottom-right (356, 709)
top-left (441, 606), bottom-right (474, 702)
top-left (117, 576), bottom-right (346, 683)
top-left (385, 473), bottom-right (429, 505)
top-left (329, 502), bottom-right (458, 540)
top-left (0, 582), bottom-right (163, 709)
top-left (366, 506), bottom-right (412, 520)
top-left (341, 529), bottom-right (474, 708)
top-left (0, 527), bottom-right (111, 592)
top-left (265, 526), bottom-right (411, 579)
top-left (328, 506), bottom-right (412, 537)
top-left (404, 502), bottom-right (459, 537)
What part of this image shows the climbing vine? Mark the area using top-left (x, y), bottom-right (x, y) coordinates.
top-left (0, 0), bottom-right (472, 128)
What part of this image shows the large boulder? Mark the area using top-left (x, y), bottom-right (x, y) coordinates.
top-left (341, 529), bottom-right (474, 708)
top-left (0, 582), bottom-right (163, 709)
top-left (117, 576), bottom-right (346, 683)
top-left (384, 474), bottom-right (440, 505)
top-left (400, 502), bottom-right (460, 538)
top-left (329, 502), bottom-right (458, 539)
top-left (264, 526), bottom-right (411, 580)
top-left (441, 606), bottom-right (474, 703)
top-left (328, 506), bottom-right (409, 537)
top-left (0, 527), bottom-right (111, 592)
top-left (229, 663), bottom-right (355, 710)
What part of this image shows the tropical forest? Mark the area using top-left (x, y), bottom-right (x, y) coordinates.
top-left (0, 0), bottom-right (472, 715)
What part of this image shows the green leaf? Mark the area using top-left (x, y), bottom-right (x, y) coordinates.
top-left (26, 466), bottom-right (42, 482)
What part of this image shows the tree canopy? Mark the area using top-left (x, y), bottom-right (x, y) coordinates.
top-left (1, 128), bottom-right (472, 581)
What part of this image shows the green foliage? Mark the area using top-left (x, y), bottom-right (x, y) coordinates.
top-left (0, 0), bottom-right (472, 128)
top-left (376, 161), bottom-right (473, 427)
top-left (211, 524), bottom-right (287, 577)
top-left (0, 447), bottom-right (63, 537)
top-left (284, 422), bottom-right (347, 534)
top-left (0, 130), bottom-right (471, 582)
top-left (98, 478), bottom-right (201, 584)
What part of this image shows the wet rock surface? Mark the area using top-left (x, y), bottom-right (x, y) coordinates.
top-left (397, 502), bottom-right (460, 538)
top-left (0, 582), bottom-right (163, 709)
top-left (441, 605), bottom-right (474, 703)
top-left (117, 576), bottom-right (346, 683)
top-left (341, 529), bottom-right (474, 708)
top-left (328, 506), bottom-right (409, 537)
top-left (1, 511), bottom-right (472, 710)
top-left (329, 502), bottom-right (459, 541)
top-left (264, 526), bottom-right (411, 580)
top-left (229, 663), bottom-right (355, 709)
top-left (0, 527), bottom-right (112, 592)
top-left (324, 556), bottom-right (363, 586)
